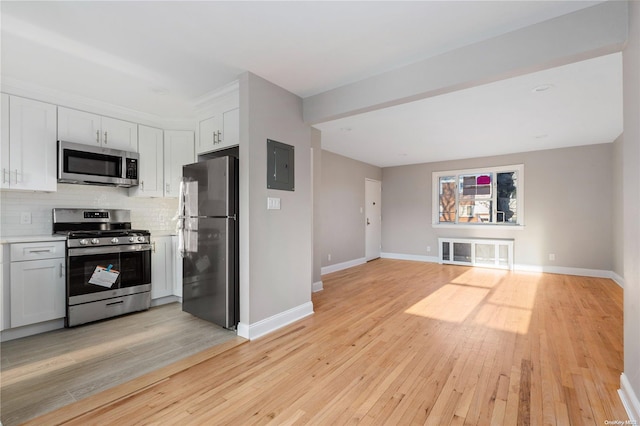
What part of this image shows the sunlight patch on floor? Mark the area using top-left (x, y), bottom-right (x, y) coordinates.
top-left (405, 284), bottom-right (489, 323)
top-left (449, 268), bottom-right (508, 288)
top-left (406, 270), bottom-right (541, 334)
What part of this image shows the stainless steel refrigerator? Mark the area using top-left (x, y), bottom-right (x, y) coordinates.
top-left (178, 156), bottom-right (239, 329)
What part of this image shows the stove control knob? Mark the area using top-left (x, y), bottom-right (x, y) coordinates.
top-left (129, 237), bottom-right (136, 243)
top-left (91, 238), bottom-right (100, 245)
top-left (79, 239), bottom-right (89, 246)
top-left (137, 236), bottom-right (146, 243)
top-left (111, 238), bottom-right (119, 244)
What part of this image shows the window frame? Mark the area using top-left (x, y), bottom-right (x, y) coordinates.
top-left (432, 164), bottom-right (525, 229)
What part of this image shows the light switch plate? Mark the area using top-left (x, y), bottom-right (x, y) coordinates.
top-left (267, 197), bottom-right (281, 210)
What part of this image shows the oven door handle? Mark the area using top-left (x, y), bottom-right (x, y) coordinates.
top-left (68, 244), bottom-right (152, 256)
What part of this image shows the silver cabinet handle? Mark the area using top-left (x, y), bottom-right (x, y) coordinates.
top-left (166, 183), bottom-right (170, 193)
top-left (96, 130), bottom-right (100, 144)
top-left (140, 180), bottom-right (144, 191)
top-left (59, 262), bottom-right (64, 278)
top-left (2, 168), bottom-right (7, 184)
top-left (104, 131), bottom-right (108, 144)
top-left (152, 241), bottom-right (156, 253)
top-left (217, 130), bottom-right (222, 143)
top-left (28, 249), bottom-right (53, 253)
top-left (13, 169), bottom-right (18, 184)
top-left (212, 132), bottom-right (217, 144)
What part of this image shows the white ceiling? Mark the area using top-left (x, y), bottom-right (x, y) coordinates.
top-left (0, 1), bottom-right (622, 167)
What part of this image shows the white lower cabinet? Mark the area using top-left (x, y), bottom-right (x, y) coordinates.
top-left (1, 245), bottom-right (6, 331)
top-left (151, 236), bottom-right (175, 299)
top-left (9, 242), bottom-right (66, 328)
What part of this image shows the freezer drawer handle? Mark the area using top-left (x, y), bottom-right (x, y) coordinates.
top-left (106, 300), bottom-right (124, 307)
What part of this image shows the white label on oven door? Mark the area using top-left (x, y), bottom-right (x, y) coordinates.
top-left (88, 265), bottom-right (120, 288)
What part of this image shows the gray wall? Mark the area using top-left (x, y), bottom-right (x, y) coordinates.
top-left (320, 150), bottom-right (381, 268)
top-left (382, 143), bottom-right (614, 270)
top-left (623, 0), bottom-right (640, 411)
top-left (239, 72), bottom-right (312, 325)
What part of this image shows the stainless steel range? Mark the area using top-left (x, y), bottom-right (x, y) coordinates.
top-left (53, 208), bottom-right (152, 327)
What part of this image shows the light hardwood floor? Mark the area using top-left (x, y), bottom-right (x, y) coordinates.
top-left (21, 260), bottom-right (629, 425)
top-left (0, 302), bottom-right (241, 426)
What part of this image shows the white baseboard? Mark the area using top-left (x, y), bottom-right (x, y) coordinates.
top-left (312, 281), bottom-right (323, 292)
top-left (1, 319), bottom-right (64, 342)
top-left (515, 264), bottom-right (624, 285)
top-left (150, 295), bottom-right (181, 307)
top-left (381, 252), bottom-right (439, 263)
top-left (620, 373), bottom-right (640, 422)
top-left (321, 257), bottom-right (366, 275)
top-left (236, 301), bottom-right (314, 340)
top-left (610, 271), bottom-right (625, 288)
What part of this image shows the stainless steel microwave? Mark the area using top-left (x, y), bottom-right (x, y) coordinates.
top-left (58, 141), bottom-right (139, 187)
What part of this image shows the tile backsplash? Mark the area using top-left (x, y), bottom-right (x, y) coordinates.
top-left (1, 184), bottom-right (178, 237)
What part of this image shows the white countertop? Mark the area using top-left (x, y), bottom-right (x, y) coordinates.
top-left (1, 235), bottom-right (67, 244)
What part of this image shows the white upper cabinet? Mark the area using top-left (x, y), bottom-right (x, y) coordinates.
top-left (164, 130), bottom-right (195, 198)
top-left (130, 125), bottom-right (164, 197)
top-left (58, 107), bottom-right (138, 152)
top-left (198, 107), bottom-right (239, 153)
top-left (197, 91), bottom-right (239, 154)
top-left (1, 94), bottom-right (57, 191)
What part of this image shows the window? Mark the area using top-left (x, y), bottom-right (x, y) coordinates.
top-left (433, 164), bottom-right (524, 227)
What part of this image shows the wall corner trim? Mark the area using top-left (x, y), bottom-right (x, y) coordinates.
top-left (236, 302), bottom-right (314, 341)
top-left (619, 373), bottom-right (640, 422)
top-left (312, 281), bottom-right (324, 292)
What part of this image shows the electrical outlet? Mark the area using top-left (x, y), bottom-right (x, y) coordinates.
top-left (20, 212), bottom-right (31, 225)
top-left (549, 253), bottom-right (556, 261)
top-left (328, 254), bottom-right (332, 261)
top-left (427, 246), bottom-right (431, 252)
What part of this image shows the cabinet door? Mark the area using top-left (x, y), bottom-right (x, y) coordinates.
top-left (0, 245), bottom-right (5, 331)
top-left (101, 116), bottom-right (138, 151)
top-left (1, 94), bottom-right (9, 189)
top-left (151, 237), bottom-right (173, 299)
top-left (58, 107), bottom-right (102, 146)
top-left (131, 125), bottom-right (164, 197)
top-left (10, 259), bottom-right (65, 327)
top-left (219, 107), bottom-right (239, 149)
top-left (164, 130), bottom-right (195, 198)
top-left (198, 116), bottom-right (218, 154)
top-left (8, 96), bottom-right (57, 191)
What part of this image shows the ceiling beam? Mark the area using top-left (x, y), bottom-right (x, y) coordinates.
top-left (303, 1), bottom-right (628, 125)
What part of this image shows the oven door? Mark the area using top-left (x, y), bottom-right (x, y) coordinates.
top-left (67, 244), bottom-right (151, 305)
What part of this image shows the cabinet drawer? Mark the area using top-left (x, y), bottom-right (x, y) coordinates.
top-left (11, 241), bottom-right (65, 262)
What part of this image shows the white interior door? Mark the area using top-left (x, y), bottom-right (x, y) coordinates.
top-left (365, 179), bottom-right (382, 261)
